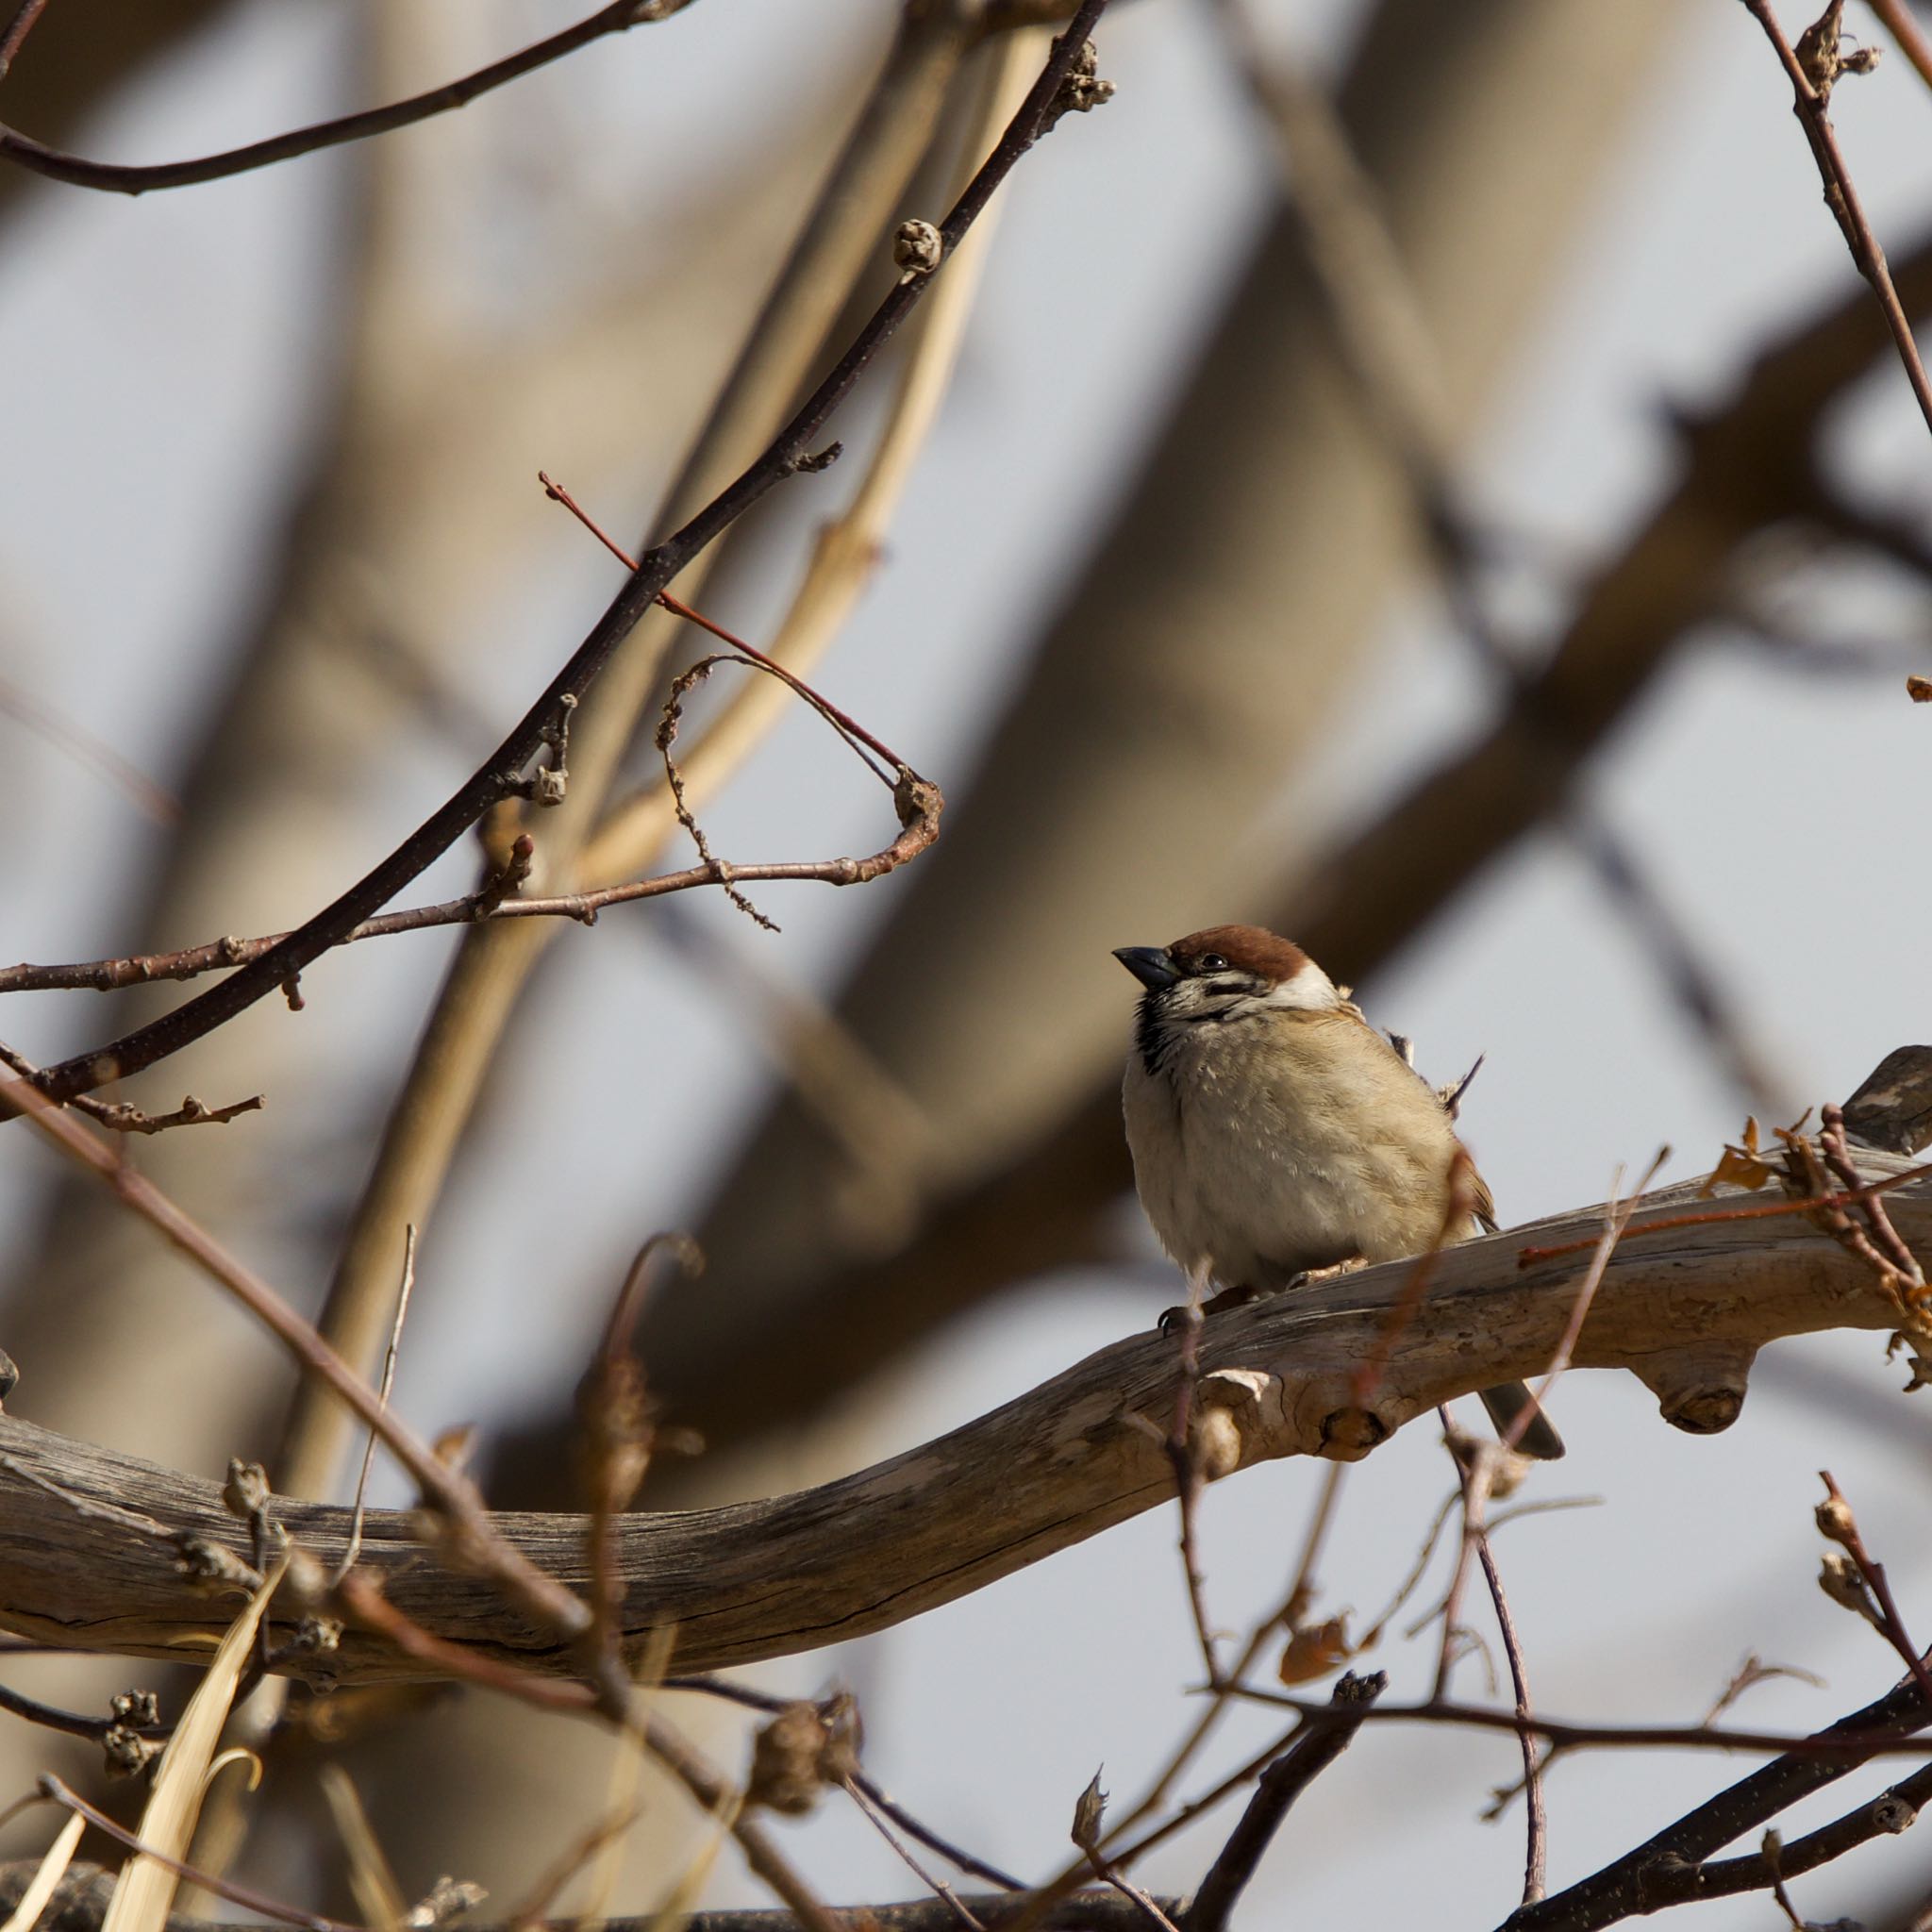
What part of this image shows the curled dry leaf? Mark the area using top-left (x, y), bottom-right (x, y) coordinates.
top-left (1278, 1615), bottom-right (1355, 1686)
top-left (1699, 1118), bottom-right (1775, 1198)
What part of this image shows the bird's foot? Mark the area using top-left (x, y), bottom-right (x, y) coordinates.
top-left (1157, 1282), bottom-right (1260, 1335)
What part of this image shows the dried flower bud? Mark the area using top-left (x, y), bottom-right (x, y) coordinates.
top-left (1872, 1792), bottom-right (1917, 1834)
top-left (222, 1459), bottom-right (271, 1519)
top-left (1815, 1493), bottom-right (1857, 1548)
top-left (1818, 1552), bottom-right (1882, 1627)
top-left (745, 1696), bottom-right (861, 1815)
top-left (1071, 1769), bottom-right (1108, 1850)
top-left (101, 1724), bottom-right (161, 1779)
top-left (892, 219), bottom-right (942, 284)
top-left (175, 1536), bottom-right (264, 1593)
top-left (403, 1876), bottom-right (487, 1930)
top-left (110, 1690), bottom-right (160, 1727)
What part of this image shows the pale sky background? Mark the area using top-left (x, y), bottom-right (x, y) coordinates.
top-left (5, 1), bottom-right (1932, 1926)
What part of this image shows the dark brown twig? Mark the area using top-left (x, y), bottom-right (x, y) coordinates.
top-left (1477, 1531), bottom-right (1545, 1904)
top-left (19, 3), bottom-right (1109, 1105)
top-left (1163, 1289), bottom-right (1219, 1689)
top-left (0, 2), bottom-right (691, 195)
top-left (0, 794), bottom-right (944, 1000)
top-left (1816, 1471), bottom-right (1932, 1704)
top-left (0, 1872), bottom-right (1165, 1932)
top-left (1179, 1672), bottom-right (1385, 1932)
top-left (0, 1039), bottom-right (262, 1135)
top-left (1739, 0), bottom-right (1932, 436)
top-left (36, 1776), bottom-right (355, 1932)
top-left (1498, 1666), bottom-right (1932, 1931)
top-left (1238, 1687), bottom-right (1932, 1762)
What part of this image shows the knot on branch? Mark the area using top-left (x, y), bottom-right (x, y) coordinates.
top-left (1632, 1341), bottom-right (1757, 1434)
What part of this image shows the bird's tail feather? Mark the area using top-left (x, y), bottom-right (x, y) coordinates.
top-left (1479, 1381), bottom-right (1565, 1460)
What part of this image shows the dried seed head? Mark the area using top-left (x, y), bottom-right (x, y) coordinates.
top-left (1071, 1769), bottom-right (1108, 1850)
top-left (892, 219), bottom-right (943, 284)
top-left (745, 1695), bottom-right (861, 1815)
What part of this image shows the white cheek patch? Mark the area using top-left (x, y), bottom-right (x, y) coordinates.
top-left (1259, 960), bottom-right (1342, 1011)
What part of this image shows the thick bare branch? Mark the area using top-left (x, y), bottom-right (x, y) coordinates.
top-left (1, 1142), bottom-right (1924, 1688)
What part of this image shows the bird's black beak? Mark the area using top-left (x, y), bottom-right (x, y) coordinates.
top-left (1113, 945), bottom-right (1180, 991)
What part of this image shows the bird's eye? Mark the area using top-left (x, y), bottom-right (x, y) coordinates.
top-left (1196, 953), bottom-right (1228, 973)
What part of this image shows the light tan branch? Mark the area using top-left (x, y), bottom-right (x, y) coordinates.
top-left (2, 1147), bottom-right (1923, 1689)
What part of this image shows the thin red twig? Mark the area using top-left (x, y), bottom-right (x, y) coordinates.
top-left (1514, 1157), bottom-right (1932, 1264)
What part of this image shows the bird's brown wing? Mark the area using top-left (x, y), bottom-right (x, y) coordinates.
top-left (1469, 1162), bottom-right (1498, 1235)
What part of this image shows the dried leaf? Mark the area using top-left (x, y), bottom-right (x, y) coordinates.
top-left (101, 1551), bottom-right (289, 1932)
top-left (1278, 1615), bottom-right (1354, 1686)
top-left (1700, 1119), bottom-right (1774, 1197)
top-left (1, 1812), bottom-right (87, 1932)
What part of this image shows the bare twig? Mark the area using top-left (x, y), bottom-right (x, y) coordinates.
top-left (0, 0), bottom-right (48, 84)
top-left (0, 1873), bottom-right (1167, 1932)
top-left (0, 794), bottom-right (945, 999)
top-left (0, 2), bottom-right (695, 195)
top-left (1869, 0), bottom-right (1932, 92)
top-left (20, 0), bottom-right (1111, 1105)
top-left (1477, 1531), bottom-right (1545, 1904)
top-left (36, 1777), bottom-right (353, 1932)
top-left (1506, 1152), bottom-right (1667, 1453)
top-left (1815, 1471), bottom-right (1932, 1703)
top-left (332, 1225), bottom-right (419, 1584)
top-left (0, 669), bottom-right (180, 822)
top-left (1739, 0), bottom-right (1932, 436)
top-left (1163, 1288), bottom-right (1220, 1688)
top-left (841, 1778), bottom-right (987, 1932)
top-left (0, 1043), bottom-right (262, 1135)
top-left (1498, 1668), bottom-right (1932, 1931)
top-left (1179, 1673), bottom-right (1385, 1932)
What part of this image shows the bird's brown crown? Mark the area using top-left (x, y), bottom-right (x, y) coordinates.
top-left (1165, 924), bottom-right (1311, 984)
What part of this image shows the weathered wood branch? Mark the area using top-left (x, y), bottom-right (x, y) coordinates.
top-left (2, 1144), bottom-right (1925, 1690)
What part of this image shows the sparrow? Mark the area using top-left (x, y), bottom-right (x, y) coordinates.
top-left (1114, 924), bottom-right (1563, 1460)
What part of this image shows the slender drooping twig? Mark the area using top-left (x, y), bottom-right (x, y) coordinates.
top-left (332, 1225), bottom-right (418, 1583)
top-left (1476, 1531), bottom-right (1545, 1905)
top-left (0, 2), bottom-right (697, 195)
top-left (21, 0), bottom-right (1111, 1107)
